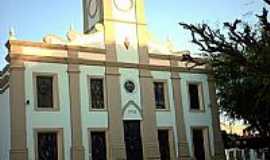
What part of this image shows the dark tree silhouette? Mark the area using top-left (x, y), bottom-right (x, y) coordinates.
top-left (179, 1), bottom-right (270, 139)
top-left (264, 0), bottom-right (270, 5)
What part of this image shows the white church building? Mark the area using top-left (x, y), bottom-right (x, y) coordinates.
top-left (0, 0), bottom-right (225, 159)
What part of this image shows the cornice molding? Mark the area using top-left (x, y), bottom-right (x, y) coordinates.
top-left (6, 40), bottom-right (106, 54)
top-left (8, 54), bottom-right (211, 75)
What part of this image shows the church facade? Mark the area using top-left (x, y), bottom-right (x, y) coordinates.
top-left (0, 0), bottom-right (225, 160)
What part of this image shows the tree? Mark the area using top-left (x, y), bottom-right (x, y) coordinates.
top-left (179, 0), bottom-right (270, 138)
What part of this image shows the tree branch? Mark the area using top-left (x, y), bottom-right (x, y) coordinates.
top-left (263, 0), bottom-right (270, 5)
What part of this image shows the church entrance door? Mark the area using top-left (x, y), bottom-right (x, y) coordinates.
top-left (123, 120), bottom-right (143, 160)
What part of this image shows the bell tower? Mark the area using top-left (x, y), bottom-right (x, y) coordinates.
top-left (83, 1), bottom-right (161, 160)
top-left (83, 0), bottom-right (149, 63)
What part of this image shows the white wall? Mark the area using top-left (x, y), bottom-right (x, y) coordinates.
top-left (24, 62), bottom-right (72, 160)
top-left (115, 22), bottom-right (139, 63)
top-left (120, 68), bottom-right (142, 120)
top-left (21, 61), bottom-right (215, 159)
top-left (0, 89), bottom-right (10, 160)
top-left (180, 73), bottom-right (215, 157)
top-left (79, 65), bottom-right (108, 159)
top-left (112, 0), bottom-right (139, 64)
top-left (112, 0), bottom-right (136, 22)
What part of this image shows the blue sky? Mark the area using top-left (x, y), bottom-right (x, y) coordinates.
top-left (0, 0), bottom-right (266, 69)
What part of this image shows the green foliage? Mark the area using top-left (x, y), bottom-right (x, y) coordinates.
top-left (180, 2), bottom-right (270, 137)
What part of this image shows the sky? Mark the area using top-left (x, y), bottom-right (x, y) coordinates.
top-left (0, 0), bottom-right (266, 69)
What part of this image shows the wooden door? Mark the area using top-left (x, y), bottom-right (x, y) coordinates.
top-left (124, 121), bottom-right (143, 160)
top-left (192, 129), bottom-right (206, 160)
top-left (158, 130), bottom-right (171, 160)
top-left (91, 131), bottom-right (107, 160)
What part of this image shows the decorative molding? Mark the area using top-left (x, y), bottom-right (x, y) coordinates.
top-left (8, 54), bottom-right (211, 74)
top-left (124, 80), bottom-right (135, 93)
top-left (149, 53), bottom-right (183, 60)
top-left (122, 100), bottom-right (143, 118)
top-left (43, 34), bottom-right (67, 44)
top-left (5, 40), bottom-right (211, 73)
top-left (6, 40), bottom-right (106, 54)
top-left (104, 18), bottom-right (147, 26)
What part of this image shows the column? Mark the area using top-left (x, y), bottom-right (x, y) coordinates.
top-left (9, 60), bottom-right (28, 160)
top-left (139, 69), bottom-right (161, 160)
top-left (106, 67), bottom-right (126, 160)
top-left (67, 49), bottom-right (85, 160)
top-left (170, 59), bottom-right (191, 160)
top-left (208, 75), bottom-right (225, 160)
top-left (103, 0), bottom-right (127, 158)
top-left (136, 2), bottom-right (160, 155)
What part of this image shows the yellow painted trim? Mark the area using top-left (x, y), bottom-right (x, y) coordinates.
top-left (104, 18), bottom-right (147, 25)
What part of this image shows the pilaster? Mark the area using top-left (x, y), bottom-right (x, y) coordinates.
top-left (139, 69), bottom-right (161, 160)
top-left (103, 1), bottom-right (127, 158)
top-left (208, 75), bottom-right (225, 160)
top-left (67, 49), bottom-right (85, 160)
top-left (105, 66), bottom-right (126, 160)
top-left (9, 60), bottom-right (28, 160)
top-left (138, 26), bottom-right (160, 159)
top-left (104, 13), bottom-right (127, 157)
top-left (170, 59), bottom-right (191, 160)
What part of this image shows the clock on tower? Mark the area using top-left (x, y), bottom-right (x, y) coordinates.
top-left (84, 0), bottom-right (104, 33)
top-left (113, 0), bottom-right (134, 12)
top-left (83, 0), bottom-right (147, 63)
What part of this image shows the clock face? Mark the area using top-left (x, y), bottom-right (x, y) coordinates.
top-left (114, 0), bottom-right (134, 12)
top-left (88, 0), bottom-right (98, 17)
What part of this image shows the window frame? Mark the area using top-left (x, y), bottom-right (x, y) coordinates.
top-left (153, 80), bottom-right (170, 111)
top-left (33, 72), bottom-right (60, 112)
top-left (187, 81), bottom-right (205, 112)
top-left (191, 126), bottom-right (211, 160)
top-left (34, 128), bottom-right (64, 160)
top-left (88, 75), bottom-right (107, 111)
top-left (88, 128), bottom-right (109, 160)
